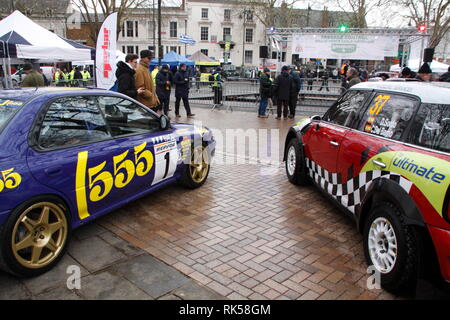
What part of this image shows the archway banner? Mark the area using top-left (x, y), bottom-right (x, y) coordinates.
top-left (292, 34), bottom-right (399, 60)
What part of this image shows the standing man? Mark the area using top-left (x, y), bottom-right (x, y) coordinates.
top-left (54, 69), bottom-right (65, 87)
top-left (212, 67), bottom-right (224, 106)
top-left (135, 50), bottom-right (159, 111)
top-left (344, 67), bottom-right (361, 89)
top-left (174, 63), bottom-right (195, 118)
top-left (116, 54), bottom-right (144, 99)
top-left (288, 66), bottom-right (301, 118)
top-left (156, 64), bottom-right (172, 115)
top-left (81, 67), bottom-right (91, 87)
top-left (273, 66), bottom-right (292, 120)
top-left (151, 65), bottom-right (160, 87)
top-left (318, 68), bottom-right (330, 92)
top-left (258, 67), bottom-right (272, 118)
top-left (72, 67), bottom-right (83, 87)
top-left (20, 63), bottom-right (45, 87)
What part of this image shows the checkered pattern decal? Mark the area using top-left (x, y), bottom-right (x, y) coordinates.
top-left (305, 158), bottom-right (413, 214)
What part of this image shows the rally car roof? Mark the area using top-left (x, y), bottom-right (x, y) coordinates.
top-left (351, 81), bottom-right (450, 105)
top-left (0, 87), bottom-right (106, 102)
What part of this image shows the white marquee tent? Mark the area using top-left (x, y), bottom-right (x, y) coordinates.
top-left (390, 59), bottom-right (450, 73)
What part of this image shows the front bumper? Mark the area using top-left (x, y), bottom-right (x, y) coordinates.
top-left (428, 225), bottom-right (450, 282)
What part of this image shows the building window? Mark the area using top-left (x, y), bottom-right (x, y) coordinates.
top-left (201, 49), bottom-right (208, 56)
top-left (201, 8), bottom-right (208, 19)
top-left (136, 46), bottom-right (139, 54)
top-left (170, 46), bottom-right (177, 52)
top-left (127, 46), bottom-right (134, 54)
top-left (126, 21), bottom-right (134, 37)
top-left (135, 21), bottom-right (138, 37)
top-left (170, 21), bottom-right (177, 38)
top-left (245, 28), bottom-right (253, 43)
top-left (245, 50), bottom-right (253, 64)
top-left (122, 46), bottom-right (126, 53)
top-left (223, 27), bottom-right (231, 41)
top-left (246, 11), bottom-right (253, 21)
top-left (200, 26), bottom-right (209, 41)
top-left (224, 9), bottom-right (231, 21)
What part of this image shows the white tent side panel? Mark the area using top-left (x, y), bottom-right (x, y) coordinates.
top-left (16, 45), bottom-right (91, 61)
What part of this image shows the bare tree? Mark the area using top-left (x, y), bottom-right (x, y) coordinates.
top-left (400, 0), bottom-right (450, 48)
top-left (71, 0), bottom-right (149, 43)
top-left (325, 0), bottom-right (392, 28)
top-left (242, 0), bottom-right (306, 28)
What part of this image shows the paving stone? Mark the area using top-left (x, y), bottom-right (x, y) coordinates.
top-left (172, 280), bottom-right (226, 300)
top-left (34, 286), bottom-right (82, 300)
top-left (99, 231), bottom-right (145, 257)
top-left (0, 272), bottom-right (31, 300)
top-left (23, 254), bottom-right (89, 296)
top-left (78, 271), bottom-right (150, 300)
top-left (73, 223), bottom-right (107, 241)
top-left (112, 254), bottom-right (190, 298)
top-left (158, 294), bottom-right (182, 300)
top-left (67, 236), bottom-right (126, 273)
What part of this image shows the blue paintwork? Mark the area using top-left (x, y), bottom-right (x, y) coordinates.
top-left (0, 88), bottom-right (215, 230)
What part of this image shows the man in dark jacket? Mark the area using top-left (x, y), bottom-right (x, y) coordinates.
top-left (288, 66), bottom-right (301, 118)
top-left (20, 63), bottom-right (45, 87)
top-left (156, 64), bottom-right (173, 115)
top-left (439, 66), bottom-right (450, 82)
top-left (116, 54), bottom-right (144, 99)
top-left (273, 66), bottom-right (292, 119)
top-left (258, 67), bottom-right (272, 118)
top-left (174, 63), bottom-right (195, 118)
top-left (416, 63), bottom-right (432, 82)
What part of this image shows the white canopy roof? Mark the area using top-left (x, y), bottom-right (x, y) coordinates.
top-left (390, 59), bottom-right (450, 73)
top-left (0, 10), bottom-right (92, 62)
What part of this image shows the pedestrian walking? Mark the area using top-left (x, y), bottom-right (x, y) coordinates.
top-left (258, 67), bottom-right (272, 118)
top-left (318, 69), bottom-right (330, 92)
top-left (288, 66), bottom-right (301, 118)
top-left (174, 63), bottom-right (195, 118)
top-left (20, 63), bottom-right (45, 87)
top-left (116, 54), bottom-right (144, 99)
top-left (273, 65), bottom-right (292, 120)
top-left (156, 64), bottom-right (172, 115)
top-left (135, 50), bottom-right (159, 111)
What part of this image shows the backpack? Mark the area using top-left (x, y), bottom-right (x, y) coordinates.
top-left (208, 74), bottom-right (215, 82)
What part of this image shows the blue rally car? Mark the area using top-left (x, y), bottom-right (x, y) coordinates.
top-left (0, 88), bottom-right (215, 277)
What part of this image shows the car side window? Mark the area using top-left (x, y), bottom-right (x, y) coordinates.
top-left (358, 93), bottom-right (419, 141)
top-left (97, 96), bottom-right (160, 137)
top-left (38, 96), bottom-right (111, 149)
top-left (407, 103), bottom-right (450, 153)
top-left (323, 90), bottom-right (370, 128)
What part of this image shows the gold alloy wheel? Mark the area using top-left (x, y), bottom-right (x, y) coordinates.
top-left (189, 146), bottom-right (209, 184)
top-left (11, 202), bottom-right (68, 269)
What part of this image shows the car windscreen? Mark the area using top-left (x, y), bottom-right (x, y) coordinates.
top-left (0, 98), bottom-right (24, 132)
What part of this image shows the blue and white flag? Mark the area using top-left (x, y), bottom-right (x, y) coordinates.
top-left (179, 34), bottom-right (196, 45)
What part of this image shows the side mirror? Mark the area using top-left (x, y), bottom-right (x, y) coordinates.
top-left (160, 115), bottom-right (170, 130)
top-left (311, 115), bottom-right (321, 121)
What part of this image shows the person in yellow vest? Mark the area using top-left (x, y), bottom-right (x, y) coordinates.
top-left (69, 67), bottom-right (76, 87)
top-left (61, 68), bottom-right (69, 87)
top-left (54, 69), bottom-right (65, 87)
top-left (81, 67), bottom-right (91, 87)
top-left (151, 65), bottom-right (159, 87)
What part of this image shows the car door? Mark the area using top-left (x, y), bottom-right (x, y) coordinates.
top-left (27, 95), bottom-right (124, 223)
top-left (96, 96), bottom-right (179, 196)
top-left (303, 90), bottom-right (371, 177)
top-left (336, 92), bottom-right (421, 213)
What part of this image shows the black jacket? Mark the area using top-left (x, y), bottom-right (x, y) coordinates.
top-left (259, 73), bottom-right (272, 99)
top-left (115, 61), bottom-right (137, 98)
top-left (439, 72), bottom-right (450, 82)
top-left (273, 71), bottom-right (292, 100)
top-left (174, 69), bottom-right (190, 98)
top-left (290, 71), bottom-right (301, 94)
top-left (156, 70), bottom-right (172, 100)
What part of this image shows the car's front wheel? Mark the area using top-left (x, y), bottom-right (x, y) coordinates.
top-left (285, 138), bottom-right (308, 186)
top-left (363, 202), bottom-right (420, 293)
top-left (0, 196), bottom-right (71, 277)
top-left (179, 145), bottom-right (211, 189)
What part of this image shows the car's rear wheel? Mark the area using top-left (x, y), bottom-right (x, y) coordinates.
top-left (363, 201), bottom-right (420, 293)
top-left (179, 145), bottom-right (210, 189)
top-left (0, 196), bottom-right (71, 277)
top-left (285, 138), bottom-right (308, 186)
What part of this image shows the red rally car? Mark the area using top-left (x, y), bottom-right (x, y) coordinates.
top-left (284, 81), bottom-right (450, 293)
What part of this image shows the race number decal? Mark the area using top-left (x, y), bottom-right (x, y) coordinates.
top-left (152, 138), bottom-right (178, 185)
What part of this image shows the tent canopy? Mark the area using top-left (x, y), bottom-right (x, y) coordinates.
top-left (188, 50), bottom-right (220, 66)
top-left (150, 51), bottom-right (195, 68)
top-left (390, 59), bottom-right (450, 73)
top-left (0, 10), bottom-right (93, 62)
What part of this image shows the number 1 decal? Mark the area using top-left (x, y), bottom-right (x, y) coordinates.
top-left (152, 138), bottom-right (178, 185)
